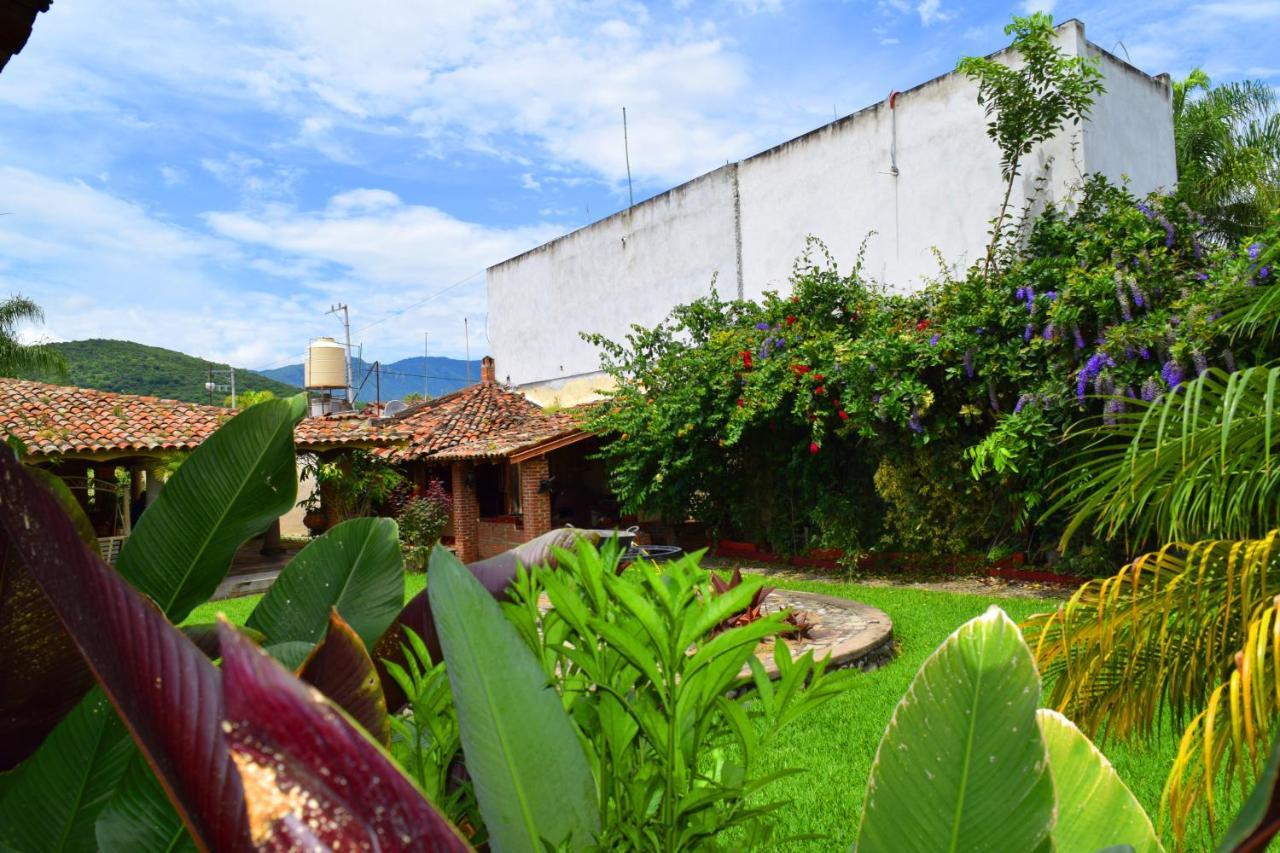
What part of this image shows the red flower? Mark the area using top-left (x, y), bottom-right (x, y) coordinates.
top-left (809, 442), bottom-right (820, 454)
top-left (838, 409), bottom-right (849, 421)
top-left (916, 319), bottom-right (930, 331)
top-left (741, 350), bottom-right (752, 369)
top-left (737, 397), bottom-right (744, 407)
top-left (814, 385), bottom-right (826, 395)
top-left (813, 373), bottom-right (824, 382)
top-left (786, 315), bottom-right (796, 325)
top-left (791, 364), bottom-right (811, 374)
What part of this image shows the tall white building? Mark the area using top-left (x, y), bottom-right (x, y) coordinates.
top-left (487, 20), bottom-right (1177, 405)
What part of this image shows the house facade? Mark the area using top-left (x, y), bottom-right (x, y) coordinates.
top-left (486, 20), bottom-right (1179, 406)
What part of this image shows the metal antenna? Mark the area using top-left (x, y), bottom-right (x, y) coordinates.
top-left (464, 317), bottom-right (472, 384)
top-left (423, 332), bottom-right (430, 398)
top-left (327, 303), bottom-right (353, 404)
top-left (622, 107), bottom-right (634, 209)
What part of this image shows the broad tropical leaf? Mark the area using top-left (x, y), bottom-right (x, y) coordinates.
top-left (246, 516), bottom-right (403, 649)
top-left (1036, 709), bottom-right (1162, 853)
top-left (429, 544), bottom-right (599, 851)
top-left (297, 609), bottom-right (390, 746)
top-left (0, 451), bottom-right (251, 849)
top-left (855, 606), bottom-right (1055, 853)
top-left (1026, 533), bottom-right (1280, 740)
top-left (95, 753), bottom-right (197, 853)
top-left (117, 395), bottom-right (303, 621)
top-left (217, 621), bottom-right (470, 851)
top-left (0, 467), bottom-right (97, 768)
top-left (1054, 366), bottom-right (1280, 548)
top-left (180, 622), bottom-right (266, 661)
top-left (0, 691), bottom-right (132, 852)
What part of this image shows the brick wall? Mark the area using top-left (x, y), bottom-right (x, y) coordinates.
top-left (519, 455), bottom-right (552, 539)
top-left (478, 518), bottom-right (531, 558)
top-left (451, 462), bottom-right (480, 563)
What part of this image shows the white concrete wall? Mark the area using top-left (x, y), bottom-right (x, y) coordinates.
top-left (487, 20), bottom-right (1177, 391)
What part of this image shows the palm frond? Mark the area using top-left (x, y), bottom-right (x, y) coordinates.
top-left (1025, 531), bottom-right (1280, 742)
top-left (1165, 593), bottom-right (1280, 845)
top-left (1053, 365), bottom-right (1280, 548)
top-left (0, 295), bottom-right (67, 378)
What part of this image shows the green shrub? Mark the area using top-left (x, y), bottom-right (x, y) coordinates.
top-left (398, 479), bottom-right (451, 571)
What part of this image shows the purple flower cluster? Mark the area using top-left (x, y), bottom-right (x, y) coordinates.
top-left (1073, 326), bottom-right (1086, 349)
top-left (754, 322), bottom-right (770, 331)
top-left (1140, 376), bottom-right (1161, 402)
top-left (1192, 350), bottom-right (1209, 376)
top-left (1161, 359), bottom-right (1183, 390)
top-left (1077, 352), bottom-right (1116, 402)
top-left (1156, 213), bottom-right (1175, 248)
top-left (908, 411), bottom-right (923, 433)
top-left (963, 348), bottom-right (975, 379)
top-left (1103, 397), bottom-right (1126, 426)
top-left (1024, 324), bottom-right (1035, 342)
top-left (1260, 266), bottom-right (1272, 279)
top-left (1129, 280), bottom-right (1146, 309)
top-left (929, 333), bottom-right (940, 346)
top-left (1015, 286), bottom-right (1036, 313)
top-left (1042, 323), bottom-right (1055, 341)
top-left (988, 384), bottom-right (1000, 412)
top-left (1137, 202), bottom-right (1154, 219)
top-left (1249, 242), bottom-right (1265, 260)
top-left (757, 336), bottom-right (785, 359)
top-left (1114, 274), bottom-right (1133, 321)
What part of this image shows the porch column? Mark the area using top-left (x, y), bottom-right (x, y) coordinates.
top-left (451, 462), bottom-right (480, 564)
top-left (519, 456), bottom-right (552, 539)
top-left (125, 464), bottom-right (146, 535)
top-left (144, 463), bottom-right (164, 506)
top-left (260, 518), bottom-right (284, 557)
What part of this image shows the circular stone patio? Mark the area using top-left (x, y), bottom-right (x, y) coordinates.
top-left (752, 589), bottom-right (894, 677)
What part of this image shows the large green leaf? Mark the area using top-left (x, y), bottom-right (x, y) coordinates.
top-left (0, 690), bottom-right (132, 852)
top-left (246, 516), bottom-right (403, 649)
top-left (1036, 709), bottom-right (1162, 853)
top-left (117, 395), bottom-right (303, 621)
top-left (0, 451), bottom-right (250, 849)
top-left (429, 544), bottom-right (599, 851)
top-left (0, 467), bottom-right (98, 769)
top-left (1216, 730), bottom-right (1280, 852)
top-left (95, 753), bottom-right (196, 853)
top-left (855, 606), bottom-right (1055, 853)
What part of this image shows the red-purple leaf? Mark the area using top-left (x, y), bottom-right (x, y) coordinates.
top-left (0, 467), bottom-right (97, 769)
top-left (217, 621), bottom-right (471, 851)
top-left (373, 587), bottom-right (436, 713)
top-left (297, 609), bottom-right (390, 746)
top-left (0, 451), bottom-right (251, 850)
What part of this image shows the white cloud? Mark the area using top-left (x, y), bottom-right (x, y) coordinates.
top-left (0, 166), bottom-right (562, 365)
top-left (1021, 0), bottom-right (1056, 11)
top-left (158, 166), bottom-right (185, 187)
top-left (520, 173), bottom-right (542, 190)
top-left (915, 0), bottom-right (951, 26)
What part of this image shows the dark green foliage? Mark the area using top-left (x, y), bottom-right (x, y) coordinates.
top-left (0, 296), bottom-right (66, 378)
top-left (19, 338), bottom-right (299, 402)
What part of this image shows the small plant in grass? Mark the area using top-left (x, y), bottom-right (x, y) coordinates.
top-left (504, 543), bottom-right (856, 849)
top-left (398, 479), bottom-right (452, 571)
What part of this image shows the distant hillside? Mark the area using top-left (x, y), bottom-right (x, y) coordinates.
top-left (259, 355), bottom-right (483, 402)
top-left (20, 339), bottom-right (301, 404)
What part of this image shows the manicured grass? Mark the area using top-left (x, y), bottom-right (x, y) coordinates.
top-left (187, 572), bottom-right (1209, 850)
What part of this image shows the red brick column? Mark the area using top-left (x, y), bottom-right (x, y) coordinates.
top-left (451, 462), bottom-right (480, 564)
top-left (520, 456), bottom-right (552, 538)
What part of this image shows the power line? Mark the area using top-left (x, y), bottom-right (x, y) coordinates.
top-left (351, 269), bottom-right (486, 336)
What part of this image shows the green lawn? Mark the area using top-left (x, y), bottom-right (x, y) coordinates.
top-left (188, 573), bottom-right (1212, 850)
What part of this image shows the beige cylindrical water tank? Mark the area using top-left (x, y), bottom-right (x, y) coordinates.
top-left (305, 337), bottom-right (348, 389)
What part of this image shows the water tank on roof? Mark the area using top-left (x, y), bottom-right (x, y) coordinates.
top-left (305, 337), bottom-right (347, 390)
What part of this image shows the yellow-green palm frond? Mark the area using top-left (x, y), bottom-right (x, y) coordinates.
top-left (1025, 532), bottom-right (1280, 741)
top-left (1165, 596), bottom-right (1280, 847)
top-left (1053, 365), bottom-right (1280, 549)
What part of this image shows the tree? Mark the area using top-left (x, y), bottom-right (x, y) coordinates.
top-left (223, 389), bottom-right (275, 409)
top-left (0, 296), bottom-right (66, 378)
top-left (957, 13), bottom-right (1105, 275)
top-left (1173, 68), bottom-right (1280, 242)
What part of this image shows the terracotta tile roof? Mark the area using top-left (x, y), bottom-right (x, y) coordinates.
top-left (0, 378), bottom-right (409, 459)
top-left (0, 377), bottom-right (230, 458)
top-left (380, 381), bottom-right (587, 463)
top-left (295, 411), bottom-right (408, 450)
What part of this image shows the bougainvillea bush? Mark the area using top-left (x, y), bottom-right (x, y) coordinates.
top-left (585, 180), bottom-right (1280, 565)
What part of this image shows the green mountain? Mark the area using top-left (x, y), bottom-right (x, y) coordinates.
top-left (20, 339), bottom-right (301, 404)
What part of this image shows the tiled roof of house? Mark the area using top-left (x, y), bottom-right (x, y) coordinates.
top-left (380, 380), bottom-right (586, 463)
top-left (295, 410), bottom-right (407, 450)
top-left (0, 378), bottom-right (230, 458)
top-left (0, 378), bottom-right (408, 458)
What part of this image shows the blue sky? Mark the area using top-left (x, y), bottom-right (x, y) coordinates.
top-left (1, 0), bottom-right (1276, 369)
